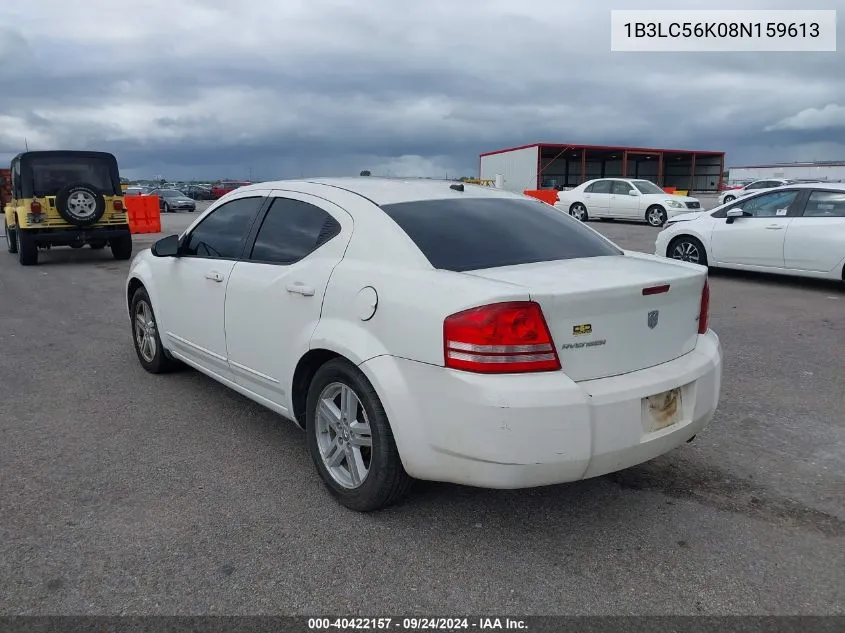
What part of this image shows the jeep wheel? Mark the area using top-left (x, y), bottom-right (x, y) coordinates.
top-left (4, 218), bottom-right (16, 254)
top-left (56, 182), bottom-right (106, 227)
top-left (17, 231), bottom-right (38, 266)
top-left (111, 234), bottom-right (133, 260)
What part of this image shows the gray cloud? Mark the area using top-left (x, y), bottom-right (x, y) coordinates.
top-left (1, 0), bottom-right (843, 179)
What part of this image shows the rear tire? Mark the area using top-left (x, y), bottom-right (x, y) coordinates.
top-left (306, 358), bottom-right (413, 512)
top-left (4, 218), bottom-right (17, 254)
top-left (569, 202), bottom-right (588, 222)
top-left (111, 234), bottom-right (133, 260)
top-left (17, 231), bottom-right (37, 266)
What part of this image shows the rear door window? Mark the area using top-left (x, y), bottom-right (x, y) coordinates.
top-left (248, 197), bottom-right (341, 264)
top-left (589, 180), bottom-right (613, 194)
top-left (380, 197), bottom-right (621, 272)
top-left (612, 181), bottom-right (635, 195)
top-left (801, 190), bottom-right (845, 217)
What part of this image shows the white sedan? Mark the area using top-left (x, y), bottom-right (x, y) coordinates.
top-left (555, 178), bottom-right (702, 227)
top-left (656, 183), bottom-right (845, 281)
top-left (126, 178), bottom-right (722, 511)
top-left (717, 178), bottom-right (794, 205)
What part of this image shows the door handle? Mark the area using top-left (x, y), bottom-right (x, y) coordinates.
top-left (286, 282), bottom-right (315, 296)
top-left (765, 225), bottom-right (785, 230)
top-left (205, 271), bottom-right (225, 282)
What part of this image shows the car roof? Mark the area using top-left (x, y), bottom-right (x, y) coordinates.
top-left (777, 182), bottom-right (845, 191)
top-left (235, 177), bottom-right (527, 205)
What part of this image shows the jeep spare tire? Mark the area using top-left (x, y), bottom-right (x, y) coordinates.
top-left (56, 183), bottom-right (106, 227)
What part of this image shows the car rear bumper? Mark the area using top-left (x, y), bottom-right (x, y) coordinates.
top-left (360, 330), bottom-right (722, 488)
top-left (24, 225), bottom-right (131, 245)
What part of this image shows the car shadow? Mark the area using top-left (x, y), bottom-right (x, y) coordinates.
top-left (138, 357), bottom-right (843, 541)
top-left (24, 247), bottom-right (122, 266)
top-left (708, 267), bottom-right (844, 292)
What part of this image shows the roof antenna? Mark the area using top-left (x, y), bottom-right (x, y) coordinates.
top-left (24, 137), bottom-right (29, 151)
top-left (450, 183), bottom-right (464, 192)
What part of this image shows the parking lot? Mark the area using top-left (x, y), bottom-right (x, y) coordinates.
top-left (1, 200), bottom-right (843, 616)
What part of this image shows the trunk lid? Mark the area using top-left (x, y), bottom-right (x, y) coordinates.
top-left (464, 254), bottom-right (707, 382)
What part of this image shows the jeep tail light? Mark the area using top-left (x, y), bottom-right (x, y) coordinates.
top-left (113, 199), bottom-right (124, 211)
top-left (30, 201), bottom-right (42, 214)
top-left (698, 279), bottom-right (710, 334)
top-left (443, 301), bottom-right (561, 373)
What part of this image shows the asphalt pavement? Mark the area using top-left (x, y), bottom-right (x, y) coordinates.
top-left (0, 200), bottom-right (843, 615)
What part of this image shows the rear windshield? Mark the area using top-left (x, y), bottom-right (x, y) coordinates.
top-left (30, 156), bottom-right (119, 196)
top-left (380, 197), bottom-right (621, 272)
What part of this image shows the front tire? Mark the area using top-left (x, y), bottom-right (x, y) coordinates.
top-left (4, 218), bottom-right (17, 254)
top-left (17, 230), bottom-right (38, 265)
top-left (130, 287), bottom-right (179, 374)
top-left (569, 202), bottom-right (588, 222)
top-left (646, 205), bottom-right (668, 227)
top-left (163, 202), bottom-right (170, 213)
top-left (306, 358), bottom-right (412, 512)
top-left (111, 234), bottom-right (133, 260)
top-left (668, 235), bottom-right (708, 266)
top-left (723, 195), bottom-right (735, 203)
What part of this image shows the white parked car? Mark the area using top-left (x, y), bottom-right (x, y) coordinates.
top-left (656, 183), bottom-right (845, 282)
top-left (126, 178), bottom-right (722, 511)
top-left (555, 178), bottom-right (703, 227)
top-left (717, 179), bottom-right (797, 205)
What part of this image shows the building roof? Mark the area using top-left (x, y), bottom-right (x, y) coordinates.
top-left (729, 161), bottom-right (845, 169)
top-left (480, 143), bottom-right (724, 157)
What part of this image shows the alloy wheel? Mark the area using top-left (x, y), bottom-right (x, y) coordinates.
top-left (134, 300), bottom-right (158, 363)
top-left (648, 207), bottom-right (666, 226)
top-left (671, 240), bottom-right (701, 263)
top-left (67, 190), bottom-right (98, 221)
top-left (315, 382), bottom-right (373, 489)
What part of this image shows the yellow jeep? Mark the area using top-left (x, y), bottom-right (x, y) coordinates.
top-left (3, 150), bottom-right (132, 266)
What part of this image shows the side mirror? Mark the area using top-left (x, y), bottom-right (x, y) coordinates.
top-left (725, 208), bottom-right (749, 224)
top-left (628, 189), bottom-right (639, 196)
top-left (151, 234), bottom-right (181, 257)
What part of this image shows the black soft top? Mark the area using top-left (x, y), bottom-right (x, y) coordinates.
top-left (12, 151), bottom-right (121, 197)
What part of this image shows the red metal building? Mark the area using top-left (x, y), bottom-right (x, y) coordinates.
top-left (479, 143), bottom-right (725, 193)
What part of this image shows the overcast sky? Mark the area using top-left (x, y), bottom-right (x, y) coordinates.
top-left (1, 0), bottom-right (843, 180)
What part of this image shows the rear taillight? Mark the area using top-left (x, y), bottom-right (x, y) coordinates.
top-left (113, 199), bottom-right (124, 211)
top-left (698, 279), bottom-right (710, 334)
top-left (443, 301), bottom-right (561, 374)
top-left (30, 201), bottom-right (42, 214)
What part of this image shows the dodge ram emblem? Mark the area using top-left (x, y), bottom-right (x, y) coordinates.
top-left (648, 310), bottom-right (659, 329)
